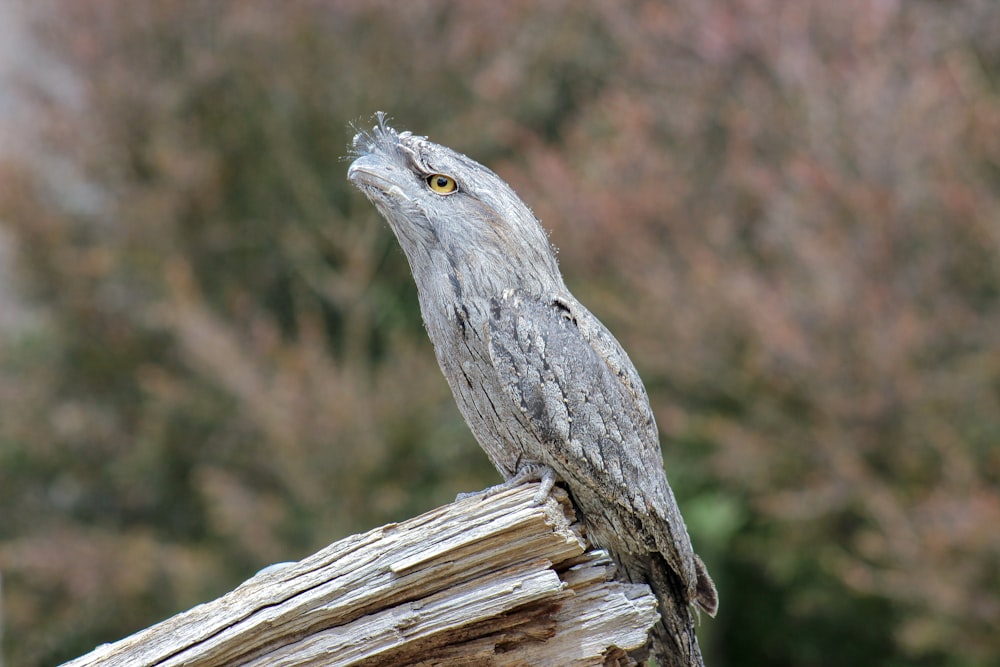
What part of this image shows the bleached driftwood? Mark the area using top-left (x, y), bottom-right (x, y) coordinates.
top-left (61, 484), bottom-right (660, 667)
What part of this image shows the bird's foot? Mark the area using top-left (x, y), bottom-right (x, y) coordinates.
top-left (455, 484), bottom-right (503, 502)
top-left (525, 464), bottom-right (557, 504)
top-left (455, 463), bottom-right (557, 505)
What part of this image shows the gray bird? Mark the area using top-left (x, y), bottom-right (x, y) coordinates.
top-left (348, 114), bottom-right (717, 666)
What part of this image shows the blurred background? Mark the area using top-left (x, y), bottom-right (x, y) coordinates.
top-left (0, 1), bottom-right (998, 665)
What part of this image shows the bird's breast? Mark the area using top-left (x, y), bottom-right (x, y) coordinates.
top-left (422, 294), bottom-right (540, 479)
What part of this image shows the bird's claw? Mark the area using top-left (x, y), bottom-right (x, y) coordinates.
top-left (530, 466), bottom-right (557, 504)
top-left (455, 463), bottom-right (558, 505)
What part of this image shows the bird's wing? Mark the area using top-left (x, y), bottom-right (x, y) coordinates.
top-left (484, 289), bottom-right (698, 591)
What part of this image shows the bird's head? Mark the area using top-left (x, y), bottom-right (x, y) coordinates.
top-left (348, 114), bottom-right (561, 296)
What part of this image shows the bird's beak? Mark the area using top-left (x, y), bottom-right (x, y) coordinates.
top-left (348, 155), bottom-right (410, 202)
top-left (347, 154), bottom-right (382, 186)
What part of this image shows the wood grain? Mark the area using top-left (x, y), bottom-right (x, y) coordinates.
top-left (62, 484), bottom-right (658, 667)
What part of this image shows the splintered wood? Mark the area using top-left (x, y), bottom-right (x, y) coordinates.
top-left (61, 484), bottom-right (659, 667)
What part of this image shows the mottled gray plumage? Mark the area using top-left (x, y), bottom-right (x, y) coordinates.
top-left (348, 114), bottom-right (717, 666)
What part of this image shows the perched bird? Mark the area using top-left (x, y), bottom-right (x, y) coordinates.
top-left (348, 114), bottom-right (717, 666)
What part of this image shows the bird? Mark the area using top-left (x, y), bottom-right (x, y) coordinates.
top-left (348, 113), bottom-right (717, 666)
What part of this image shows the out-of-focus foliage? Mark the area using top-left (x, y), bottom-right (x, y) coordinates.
top-left (0, 1), bottom-right (998, 665)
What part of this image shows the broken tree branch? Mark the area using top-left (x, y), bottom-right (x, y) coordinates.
top-left (61, 484), bottom-right (660, 667)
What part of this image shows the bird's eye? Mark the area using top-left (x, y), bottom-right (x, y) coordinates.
top-left (427, 174), bottom-right (458, 195)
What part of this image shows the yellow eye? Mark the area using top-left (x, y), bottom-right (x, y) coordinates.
top-left (427, 173), bottom-right (458, 194)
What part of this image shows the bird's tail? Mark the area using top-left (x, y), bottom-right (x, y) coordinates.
top-left (619, 552), bottom-right (717, 667)
top-left (693, 553), bottom-right (719, 618)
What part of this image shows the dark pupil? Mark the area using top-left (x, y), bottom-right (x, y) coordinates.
top-left (436, 177), bottom-right (448, 188)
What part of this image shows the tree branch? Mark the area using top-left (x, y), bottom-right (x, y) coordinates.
top-left (61, 485), bottom-right (659, 667)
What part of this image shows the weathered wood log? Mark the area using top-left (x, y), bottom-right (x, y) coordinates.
top-left (61, 484), bottom-right (660, 667)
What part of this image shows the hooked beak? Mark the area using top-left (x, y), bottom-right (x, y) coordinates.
top-left (348, 155), bottom-right (409, 201)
